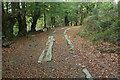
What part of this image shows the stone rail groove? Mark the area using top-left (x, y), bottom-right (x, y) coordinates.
top-left (64, 28), bottom-right (74, 50)
top-left (64, 28), bottom-right (92, 79)
top-left (82, 68), bottom-right (93, 80)
top-left (38, 36), bottom-right (55, 63)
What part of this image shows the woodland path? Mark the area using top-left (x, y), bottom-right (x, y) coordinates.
top-left (2, 26), bottom-right (118, 78)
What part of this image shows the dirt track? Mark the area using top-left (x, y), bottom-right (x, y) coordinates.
top-left (2, 26), bottom-right (118, 78)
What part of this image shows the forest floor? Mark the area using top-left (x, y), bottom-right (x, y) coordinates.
top-left (2, 26), bottom-right (119, 78)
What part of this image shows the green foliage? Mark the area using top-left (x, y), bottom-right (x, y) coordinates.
top-left (26, 17), bottom-right (32, 32)
top-left (89, 26), bottom-right (118, 43)
top-left (3, 1), bottom-right (119, 44)
top-left (13, 22), bottom-right (19, 36)
top-left (78, 2), bottom-right (119, 44)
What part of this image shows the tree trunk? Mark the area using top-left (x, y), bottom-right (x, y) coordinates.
top-left (2, 3), bottom-right (16, 40)
top-left (65, 14), bottom-right (69, 26)
top-left (2, 3), bottom-right (5, 37)
top-left (51, 16), bottom-right (55, 27)
top-left (80, 9), bottom-right (84, 25)
top-left (75, 10), bottom-right (78, 26)
top-left (80, 13), bottom-right (83, 25)
top-left (17, 15), bottom-right (27, 36)
top-left (118, 1), bottom-right (120, 46)
top-left (31, 3), bottom-right (40, 32)
top-left (70, 21), bottom-right (72, 26)
top-left (44, 10), bottom-right (47, 29)
top-left (5, 2), bottom-right (9, 14)
top-left (16, 2), bottom-right (27, 36)
top-left (31, 14), bottom-right (40, 32)
top-left (75, 21), bottom-right (78, 26)
top-left (2, 3), bottom-right (5, 14)
top-left (2, 14), bottom-right (16, 40)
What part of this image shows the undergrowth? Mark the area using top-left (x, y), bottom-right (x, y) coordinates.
top-left (78, 3), bottom-right (119, 45)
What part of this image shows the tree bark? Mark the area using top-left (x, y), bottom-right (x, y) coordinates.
top-left (31, 3), bottom-right (41, 32)
top-left (118, 1), bottom-right (120, 46)
top-left (65, 13), bottom-right (69, 26)
top-left (51, 16), bottom-right (55, 27)
top-left (43, 10), bottom-right (47, 29)
top-left (5, 2), bottom-right (9, 14)
top-left (2, 2), bottom-right (16, 40)
top-left (31, 14), bottom-right (40, 32)
top-left (2, 14), bottom-right (16, 40)
top-left (75, 10), bottom-right (78, 26)
top-left (2, 3), bottom-right (5, 14)
top-left (70, 21), bottom-right (72, 26)
top-left (2, 2), bottom-right (5, 37)
top-left (16, 2), bottom-right (27, 36)
top-left (80, 8), bottom-right (83, 25)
